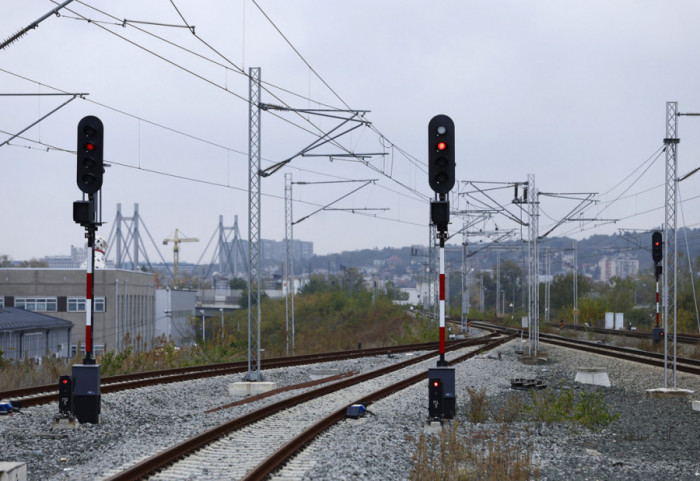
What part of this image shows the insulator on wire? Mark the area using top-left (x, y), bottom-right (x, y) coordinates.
top-left (0, 27), bottom-right (31, 50)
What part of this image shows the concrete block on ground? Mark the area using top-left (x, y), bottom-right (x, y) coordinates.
top-left (51, 416), bottom-right (79, 431)
top-left (423, 421), bottom-right (443, 434)
top-left (308, 369), bottom-right (340, 380)
top-left (645, 388), bottom-right (694, 399)
top-left (692, 400), bottom-right (700, 412)
top-left (228, 381), bottom-right (278, 397)
top-left (0, 462), bottom-right (27, 481)
top-left (575, 368), bottom-right (611, 387)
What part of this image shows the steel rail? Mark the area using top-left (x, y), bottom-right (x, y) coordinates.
top-left (241, 335), bottom-right (515, 481)
top-left (538, 335), bottom-right (700, 376)
top-left (469, 320), bottom-right (700, 375)
top-left (1, 339), bottom-right (473, 406)
top-left (103, 336), bottom-right (499, 481)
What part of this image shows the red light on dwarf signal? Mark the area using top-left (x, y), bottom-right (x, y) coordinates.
top-left (432, 380), bottom-right (439, 387)
top-left (436, 141), bottom-right (447, 151)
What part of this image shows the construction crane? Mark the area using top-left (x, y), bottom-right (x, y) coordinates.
top-left (163, 229), bottom-right (199, 286)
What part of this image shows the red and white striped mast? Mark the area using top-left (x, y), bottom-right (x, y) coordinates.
top-left (428, 114), bottom-right (455, 367)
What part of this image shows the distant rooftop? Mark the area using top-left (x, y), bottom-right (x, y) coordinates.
top-left (0, 307), bottom-right (73, 331)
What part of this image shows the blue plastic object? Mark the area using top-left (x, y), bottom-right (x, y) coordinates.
top-left (346, 403), bottom-right (367, 418)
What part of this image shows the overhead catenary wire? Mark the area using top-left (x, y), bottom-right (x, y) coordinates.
top-left (677, 185), bottom-right (700, 334)
top-left (15, 1), bottom-right (692, 251)
top-left (56, 1), bottom-right (428, 205)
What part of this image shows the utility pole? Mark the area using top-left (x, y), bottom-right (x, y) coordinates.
top-left (248, 82), bottom-right (373, 378)
top-left (284, 173), bottom-right (294, 356)
top-left (246, 67), bottom-right (263, 381)
top-left (664, 101), bottom-right (679, 388)
top-left (496, 251), bottom-right (500, 317)
top-left (460, 219), bottom-right (469, 332)
top-left (573, 241), bottom-right (579, 326)
top-left (544, 248), bottom-right (551, 323)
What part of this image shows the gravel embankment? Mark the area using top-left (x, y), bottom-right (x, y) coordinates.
top-left (2, 338), bottom-right (699, 480)
top-left (290, 340), bottom-right (700, 481)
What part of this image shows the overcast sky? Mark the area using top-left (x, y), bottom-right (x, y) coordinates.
top-left (2, 1), bottom-right (700, 264)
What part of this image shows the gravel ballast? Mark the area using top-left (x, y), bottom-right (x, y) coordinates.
top-left (1, 339), bottom-right (699, 480)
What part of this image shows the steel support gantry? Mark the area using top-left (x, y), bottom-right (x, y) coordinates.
top-left (663, 101), bottom-right (679, 388)
top-left (246, 67), bottom-right (263, 381)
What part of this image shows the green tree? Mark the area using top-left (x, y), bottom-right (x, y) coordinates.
top-left (20, 258), bottom-right (48, 267)
top-left (548, 272), bottom-right (594, 320)
top-left (238, 285), bottom-right (268, 309)
top-left (299, 275), bottom-right (333, 296)
top-left (383, 280), bottom-right (409, 301)
top-left (229, 277), bottom-right (247, 290)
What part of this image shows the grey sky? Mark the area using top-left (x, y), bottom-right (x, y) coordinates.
top-left (2, 1), bottom-right (700, 263)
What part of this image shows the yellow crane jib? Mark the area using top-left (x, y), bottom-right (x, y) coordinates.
top-left (163, 228), bottom-right (199, 286)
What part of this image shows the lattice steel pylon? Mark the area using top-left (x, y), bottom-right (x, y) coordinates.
top-left (246, 67), bottom-right (263, 381)
top-left (544, 248), bottom-right (551, 323)
top-left (461, 218), bottom-right (469, 331)
top-left (284, 173), bottom-right (295, 356)
top-left (526, 174), bottom-right (539, 355)
top-left (663, 101), bottom-right (679, 388)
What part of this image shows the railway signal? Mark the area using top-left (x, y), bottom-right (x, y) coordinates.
top-left (71, 115), bottom-right (105, 424)
top-left (426, 114), bottom-right (457, 422)
top-left (428, 115), bottom-right (455, 195)
top-left (652, 326), bottom-right (664, 343)
top-left (428, 377), bottom-right (443, 419)
top-left (652, 231), bottom-right (663, 264)
top-left (651, 231), bottom-right (663, 335)
top-left (58, 375), bottom-right (73, 415)
top-left (76, 115), bottom-right (104, 195)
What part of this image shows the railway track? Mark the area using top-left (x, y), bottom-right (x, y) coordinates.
top-left (0, 339), bottom-right (476, 407)
top-left (470, 320), bottom-right (700, 377)
top-left (454, 315), bottom-right (700, 344)
top-left (102, 334), bottom-right (513, 481)
top-left (553, 322), bottom-right (700, 344)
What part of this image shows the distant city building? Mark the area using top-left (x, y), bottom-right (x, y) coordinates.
top-left (154, 289), bottom-right (196, 346)
top-left (598, 257), bottom-right (639, 283)
top-left (0, 268), bottom-right (156, 355)
top-left (0, 307), bottom-right (72, 361)
top-left (43, 245), bottom-right (114, 269)
top-left (234, 239), bottom-right (314, 264)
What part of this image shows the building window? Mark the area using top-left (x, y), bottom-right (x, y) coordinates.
top-left (68, 298), bottom-right (86, 312)
top-left (67, 297), bottom-right (105, 312)
top-left (15, 297), bottom-right (57, 312)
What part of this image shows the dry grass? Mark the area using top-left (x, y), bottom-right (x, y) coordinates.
top-left (0, 355), bottom-right (72, 390)
top-left (410, 423), bottom-right (538, 481)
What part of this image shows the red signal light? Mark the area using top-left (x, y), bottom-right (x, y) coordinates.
top-left (62, 379), bottom-right (68, 384)
top-left (432, 380), bottom-right (439, 387)
top-left (85, 142), bottom-right (95, 152)
top-left (436, 141), bottom-right (447, 151)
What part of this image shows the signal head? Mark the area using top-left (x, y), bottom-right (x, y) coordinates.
top-left (76, 116), bottom-right (104, 195)
top-left (651, 231), bottom-right (663, 264)
top-left (428, 114), bottom-right (455, 195)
